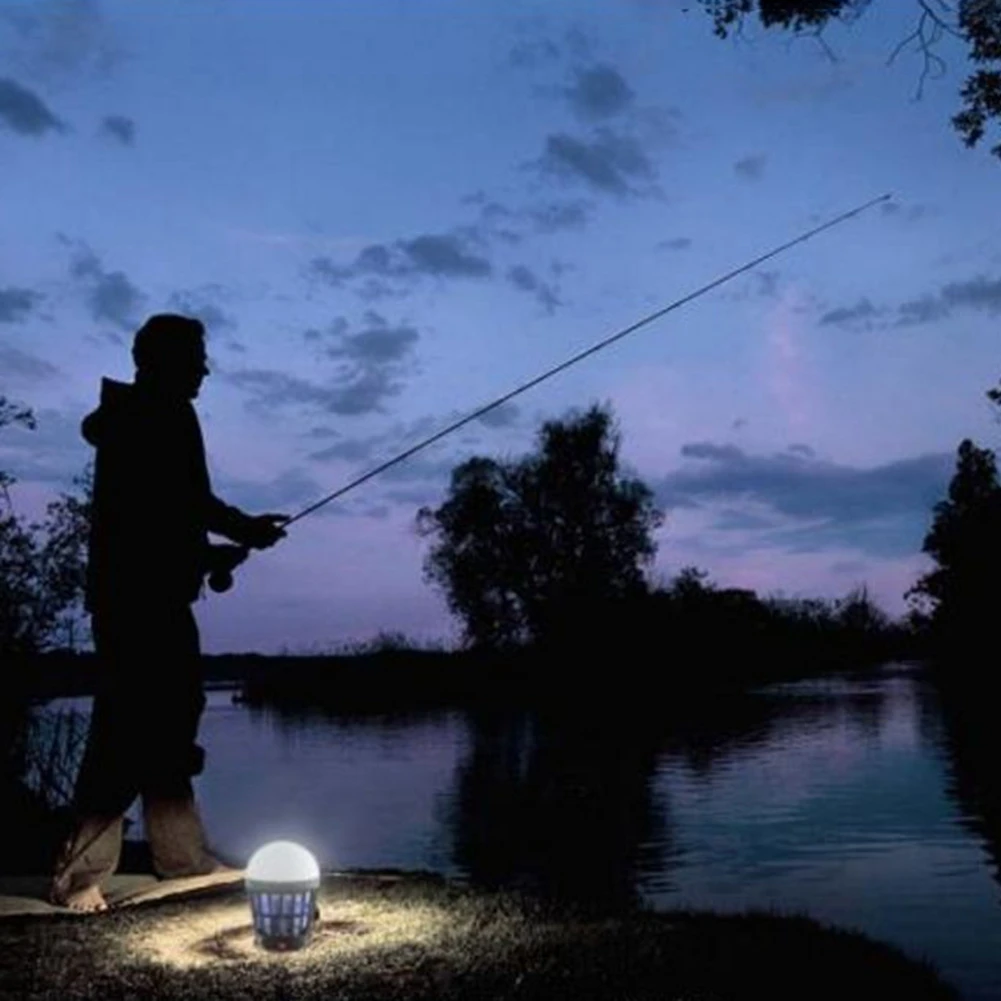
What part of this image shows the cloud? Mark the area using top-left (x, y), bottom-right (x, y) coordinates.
top-left (460, 194), bottom-right (594, 244)
top-left (310, 229), bottom-right (492, 297)
top-left (99, 113), bottom-right (135, 145)
top-left (0, 0), bottom-right (125, 83)
top-left (819, 274), bottom-right (1001, 331)
top-left (306, 406), bottom-right (521, 482)
top-left (508, 37), bottom-right (561, 69)
top-left (652, 442), bottom-right (953, 558)
top-left (818, 297), bottom-right (882, 328)
top-left (305, 428), bottom-right (459, 510)
top-left (506, 264), bottom-right (562, 313)
top-left (64, 240), bottom-right (146, 333)
top-left (0, 406), bottom-right (90, 485)
top-left (166, 287), bottom-right (238, 332)
top-left (229, 313), bottom-right (421, 418)
top-left (533, 126), bottom-right (657, 196)
top-left (940, 274), bottom-right (1001, 314)
top-left (564, 63), bottom-right (635, 121)
top-left (895, 295), bottom-right (950, 327)
top-left (325, 310), bottom-right (419, 365)
top-left (506, 24), bottom-right (594, 69)
top-left (0, 286), bottom-right (43, 323)
top-left (213, 467), bottom-right (323, 517)
top-left (657, 237), bottom-right (692, 251)
top-left (734, 154), bottom-right (766, 181)
top-left (880, 200), bottom-right (929, 223)
top-left (0, 76), bottom-right (65, 135)
top-left (227, 367), bottom-right (401, 418)
top-left (525, 198), bottom-right (593, 232)
top-left (0, 342), bottom-right (59, 381)
top-left (892, 275), bottom-right (1001, 327)
top-left (402, 233), bottom-right (491, 277)
top-left (476, 403), bottom-right (520, 428)
top-left (307, 437), bottom-right (375, 462)
top-left (755, 271), bottom-right (780, 298)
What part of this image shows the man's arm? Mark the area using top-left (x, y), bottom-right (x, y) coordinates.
top-left (205, 493), bottom-right (258, 544)
top-left (205, 494), bottom-right (290, 550)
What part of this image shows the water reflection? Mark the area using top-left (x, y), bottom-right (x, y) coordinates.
top-left (443, 705), bottom-right (667, 912)
top-left (928, 667), bottom-right (1001, 889)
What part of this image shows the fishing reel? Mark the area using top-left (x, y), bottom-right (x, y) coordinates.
top-left (205, 544), bottom-right (250, 593)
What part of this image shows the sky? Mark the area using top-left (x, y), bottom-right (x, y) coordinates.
top-left (2, 0), bottom-right (1000, 654)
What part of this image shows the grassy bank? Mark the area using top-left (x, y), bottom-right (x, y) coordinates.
top-left (1, 871), bottom-right (960, 1001)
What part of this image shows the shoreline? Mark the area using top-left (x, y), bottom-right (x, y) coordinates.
top-left (1, 870), bottom-right (961, 1000)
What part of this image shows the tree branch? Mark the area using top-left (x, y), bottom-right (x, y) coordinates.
top-left (886, 1), bottom-right (963, 101)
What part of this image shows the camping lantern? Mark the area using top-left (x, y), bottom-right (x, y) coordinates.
top-left (246, 841), bottom-right (321, 951)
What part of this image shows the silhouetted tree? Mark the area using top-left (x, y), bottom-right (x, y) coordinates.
top-left (696, 0), bottom-right (1001, 161)
top-left (0, 396), bottom-right (92, 657)
top-left (416, 404), bottom-right (664, 649)
top-left (905, 438), bottom-right (1001, 650)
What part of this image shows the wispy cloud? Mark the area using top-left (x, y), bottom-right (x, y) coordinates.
top-left (657, 236), bottom-right (692, 251)
top-left (819, 297), bottom-right (883, 329)
top-left (531, 126), bottom-right (659, 197)
top-left (0, 286), bottom-right (43, 323)
top-left (880, 199), bottom-right (930, 223)
top-left (895, 275), bottom-right (1001, 326)
top-left (653, 442), bottom-right (953, 558)
top-left (0, 0), bottom-right (125, 84)
top-left (818, 273), bottom-right (1001, 331)
top-left (99, 113), bottom-right (135, 145)
top-left (506, 264), bottom-right (562, 313)
top-left (563, 63), bottom-right (635, 121)
top-left (167, 286), bottom-right (238, 332)
top-left (228, 312), bottom-right (421, 418)
top-left (0, 342), bottom-right (59, 381)
top-left (0, 76), bottom-right (66, 136)
top-left (212, 466), bottom-right (324, 517)
top-left (61, 237), bottom-right (146, 334)
top-left (310, 229), bottom-right (492, 299)
top-left (734, 154), bottom-right (766, 181)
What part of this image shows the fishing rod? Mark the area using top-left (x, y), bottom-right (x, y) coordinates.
top-left (206, 191), bottom-right (892, 593)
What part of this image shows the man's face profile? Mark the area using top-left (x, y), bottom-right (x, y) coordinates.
top-left (148, 341), bottom-right (209, 400)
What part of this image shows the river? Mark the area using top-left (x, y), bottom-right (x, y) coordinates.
top-left (33, 660), bottom-right (1001, 1000)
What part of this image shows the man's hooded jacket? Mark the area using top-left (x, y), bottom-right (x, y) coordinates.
top-left (82, 377), bottom-right (257, 612)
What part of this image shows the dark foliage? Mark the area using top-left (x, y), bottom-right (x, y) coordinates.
top-left (699, 0), bottom-right (1001, 161)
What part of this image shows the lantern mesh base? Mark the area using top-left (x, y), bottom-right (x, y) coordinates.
top-left (249, 888), bottom-right (319, 951)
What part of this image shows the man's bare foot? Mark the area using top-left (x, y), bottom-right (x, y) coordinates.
top-left (50, 884), bottom-right (109, 913)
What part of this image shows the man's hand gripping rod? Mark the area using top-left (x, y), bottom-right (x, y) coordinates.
top-left (206, 193), bottom-right (891, 593)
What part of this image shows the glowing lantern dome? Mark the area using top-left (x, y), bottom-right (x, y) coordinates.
top-left (245, 841), bottom-right (321, 951)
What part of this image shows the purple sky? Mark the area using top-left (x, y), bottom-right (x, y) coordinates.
top-left (2, 1), bottom-right (1000, 654)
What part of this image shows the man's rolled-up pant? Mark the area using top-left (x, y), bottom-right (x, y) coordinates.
top-left (52, 601), bottom-right (217, 896)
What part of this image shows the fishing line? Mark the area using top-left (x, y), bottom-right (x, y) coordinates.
top-left (282, 192), bottom-right (891, 527)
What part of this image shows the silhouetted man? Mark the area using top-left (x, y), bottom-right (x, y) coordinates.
top-left (49, 314), bottom-right (289, 912)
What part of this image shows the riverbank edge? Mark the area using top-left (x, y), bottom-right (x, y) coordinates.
top-left (0, 870), bottom-right (961, 1001)
top-left (10, 648), bottom-right (928, 707)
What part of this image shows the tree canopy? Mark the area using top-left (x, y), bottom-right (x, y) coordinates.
top-left (697, 1), bottom-right (1001, 161)
top-left (905, 437), bottom-right (1001, 646)
top-left (416, 403), bottom-right (664, 650)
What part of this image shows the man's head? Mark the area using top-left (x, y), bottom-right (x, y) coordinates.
top-left (132, 314), bottom-right (209, 400)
